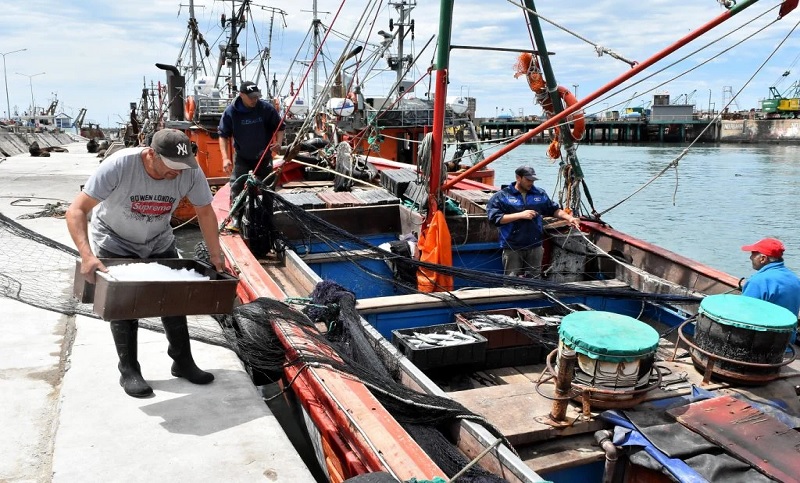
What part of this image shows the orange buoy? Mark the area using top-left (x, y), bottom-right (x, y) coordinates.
top-left (557, 86), bottom-right (585, 141)
top-left (184, 96), bottom-right (196, 121)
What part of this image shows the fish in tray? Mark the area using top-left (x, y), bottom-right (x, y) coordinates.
top-left (468, 313), bottom-right (538, 330)
top-left (404, 330), bottom-right (478, 349)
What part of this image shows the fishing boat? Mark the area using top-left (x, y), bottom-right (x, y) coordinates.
top-left (277, 0), bottom-right (493, 185)
top-left (207, 1), bottom-right (800, 482)
top-left (132, 0), bottom-right (491, 225)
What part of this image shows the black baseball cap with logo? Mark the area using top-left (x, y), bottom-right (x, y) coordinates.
top-left (151, 129), bottom-right (199, 170)
top-left (239, 81), bottom-right (262, 99)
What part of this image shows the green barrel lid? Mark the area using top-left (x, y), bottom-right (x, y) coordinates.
top-left (699, 294), bottom-right (797, 332)
top-left (559, 311), bottom-right (660, 362)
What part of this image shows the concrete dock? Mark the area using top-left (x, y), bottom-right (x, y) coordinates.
top-left (0, 138), bottom-right (315, 482)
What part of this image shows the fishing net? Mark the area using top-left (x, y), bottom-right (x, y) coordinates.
top-left (267, 189), bottom-right (701, 306)
top-left (219, 281), bottom-right (508, 482)
top-left (0, 212), bottom-right (227, 346)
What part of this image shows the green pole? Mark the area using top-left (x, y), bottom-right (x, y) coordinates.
top-left (522, 0), bottom-right (593, 214)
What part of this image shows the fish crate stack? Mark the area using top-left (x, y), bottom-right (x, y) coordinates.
top-left (379, 168), bottom-right (418, 198)
top-left (456, 308), bottom-right (546, 369)
top-left (391, 322), bottom-right (487, 371)
top-left (547, 232), bottom-right (588, 283)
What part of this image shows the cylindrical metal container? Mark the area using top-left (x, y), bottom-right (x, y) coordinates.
top-left (557, 311), bottom-right (660, 405)
top-left (692, 294), bottom-right (796, 383)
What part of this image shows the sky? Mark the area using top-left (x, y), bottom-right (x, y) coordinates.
top-left (1, 0), bottom-right (799, 127)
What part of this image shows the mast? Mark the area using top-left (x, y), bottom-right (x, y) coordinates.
top-left (442, 0), bottom-right (767, 191)
top-left (388, 1), bottom-right (416, 99)
top-left (523, 0), bottom-right (585, 213)
top-left (428, 0), bottom-right (453, 220)
top-left (216, 0), bottom-right (250, 94)
top-left (189, 0), bottom-right (198, 83)
top-left (312, 0), bottom-right (321, 106)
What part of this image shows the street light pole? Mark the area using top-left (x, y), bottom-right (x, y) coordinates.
top-left (1, 48), bottom-right (26, 121)
top-left (572, 84), bottom-right (579, 98)
top-left (16, 71), bottom-right (45, 127)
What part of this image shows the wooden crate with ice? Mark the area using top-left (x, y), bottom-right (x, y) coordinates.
top-left (73, 258), bottom-right (238, 320)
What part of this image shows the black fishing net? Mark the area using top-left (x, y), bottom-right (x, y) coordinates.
top-left (218, 281), bottom-right (509, 482)
top-left (0, 213), bottom-right (227, 346)
top-left (0, 212), bottom-right (89, 315)
top-left (266, 189), bottom-right (701, 305)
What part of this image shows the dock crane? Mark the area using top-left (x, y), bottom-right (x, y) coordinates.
top-left (762, 81), bottom-right (800, 118)
top-left (73, 108), bottom-right (87, 130)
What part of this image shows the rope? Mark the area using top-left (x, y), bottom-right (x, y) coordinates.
top-left (584, 5), bottom-right (779, 120)
top-left (596, 13), bottom-right (798, 217)
top-left (575, 230), bottom-right (706, 298)
top-left (446, 438), bottom-right (504, 483)
top-left (508, 0), bottom-right (637, 67)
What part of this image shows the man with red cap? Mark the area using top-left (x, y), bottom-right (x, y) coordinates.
top-left (741, 237), bottom-right (800, 343)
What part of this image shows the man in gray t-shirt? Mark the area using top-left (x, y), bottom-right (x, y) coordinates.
top-left (66, 129), bottom-right (226, 398)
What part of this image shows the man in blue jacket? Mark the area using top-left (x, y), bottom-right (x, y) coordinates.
top-left (218, 81), bottom-right (285, 205)
top-left (486, 165), bottom-right (580, 278)
top-left (741, 237), bottom-right (800, 343)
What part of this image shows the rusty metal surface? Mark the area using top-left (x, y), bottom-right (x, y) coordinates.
top-left (667, 395), bottom-right (800, 483)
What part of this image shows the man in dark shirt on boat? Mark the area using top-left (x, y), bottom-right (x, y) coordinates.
top-left (741, 237), bottom-right (800, 343)
top-left (218, 81), bottom-right (285, 206)
top-left (487, 165), bottom-right (580, 278)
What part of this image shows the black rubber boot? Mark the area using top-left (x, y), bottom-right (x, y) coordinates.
top-left (162, 317), bottom-right (214, 384)
top-left (110, 320), bottom-right (154, 398)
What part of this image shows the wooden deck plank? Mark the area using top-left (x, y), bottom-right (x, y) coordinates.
top-left (515, 433), bottom-right (605, 474)
top-left (483, 366), bottom-right (534, 385)
top-left (316, 191), bottom-right (367, 208)
top-left (449, 382), bottom-right (604, 445)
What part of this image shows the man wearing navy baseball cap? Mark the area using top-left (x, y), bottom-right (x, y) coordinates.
top-left (218, 80), bottom-right (285, 221)
top-left (486, 165), bottom-right (580, 278)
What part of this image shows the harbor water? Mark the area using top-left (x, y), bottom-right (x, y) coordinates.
top-left (487, 143), bottom-right (800, 277)
top-left (175, 143), bottom-right (800, 279)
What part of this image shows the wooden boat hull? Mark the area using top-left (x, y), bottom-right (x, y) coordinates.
top-left (209, 160), bottom-right (797, 482)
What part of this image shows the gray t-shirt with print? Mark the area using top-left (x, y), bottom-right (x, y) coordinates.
top-left (83, 147), bottom-right (213, 258)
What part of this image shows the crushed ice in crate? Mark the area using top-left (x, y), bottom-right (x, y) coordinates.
top-left (106, 262), bottom-right (210, 281)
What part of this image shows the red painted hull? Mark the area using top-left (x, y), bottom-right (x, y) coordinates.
top-left (212, 185), bottom-right (444, 482)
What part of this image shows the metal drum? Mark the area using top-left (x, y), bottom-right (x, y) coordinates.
top-left (691, 294), bottom-right (796, 384)
top-left (557, 311), bottom-right (660, 406)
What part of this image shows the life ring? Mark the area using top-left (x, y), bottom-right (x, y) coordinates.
top-left (184, 96), bottom-right (196, 121)
top-left (557, 86), bottom-right (585, 141)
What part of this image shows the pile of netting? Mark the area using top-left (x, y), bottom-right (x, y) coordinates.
top-left (219, 280), bottom-right (509, 482)
top-left (0, 213), bottom-right (226, 345)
